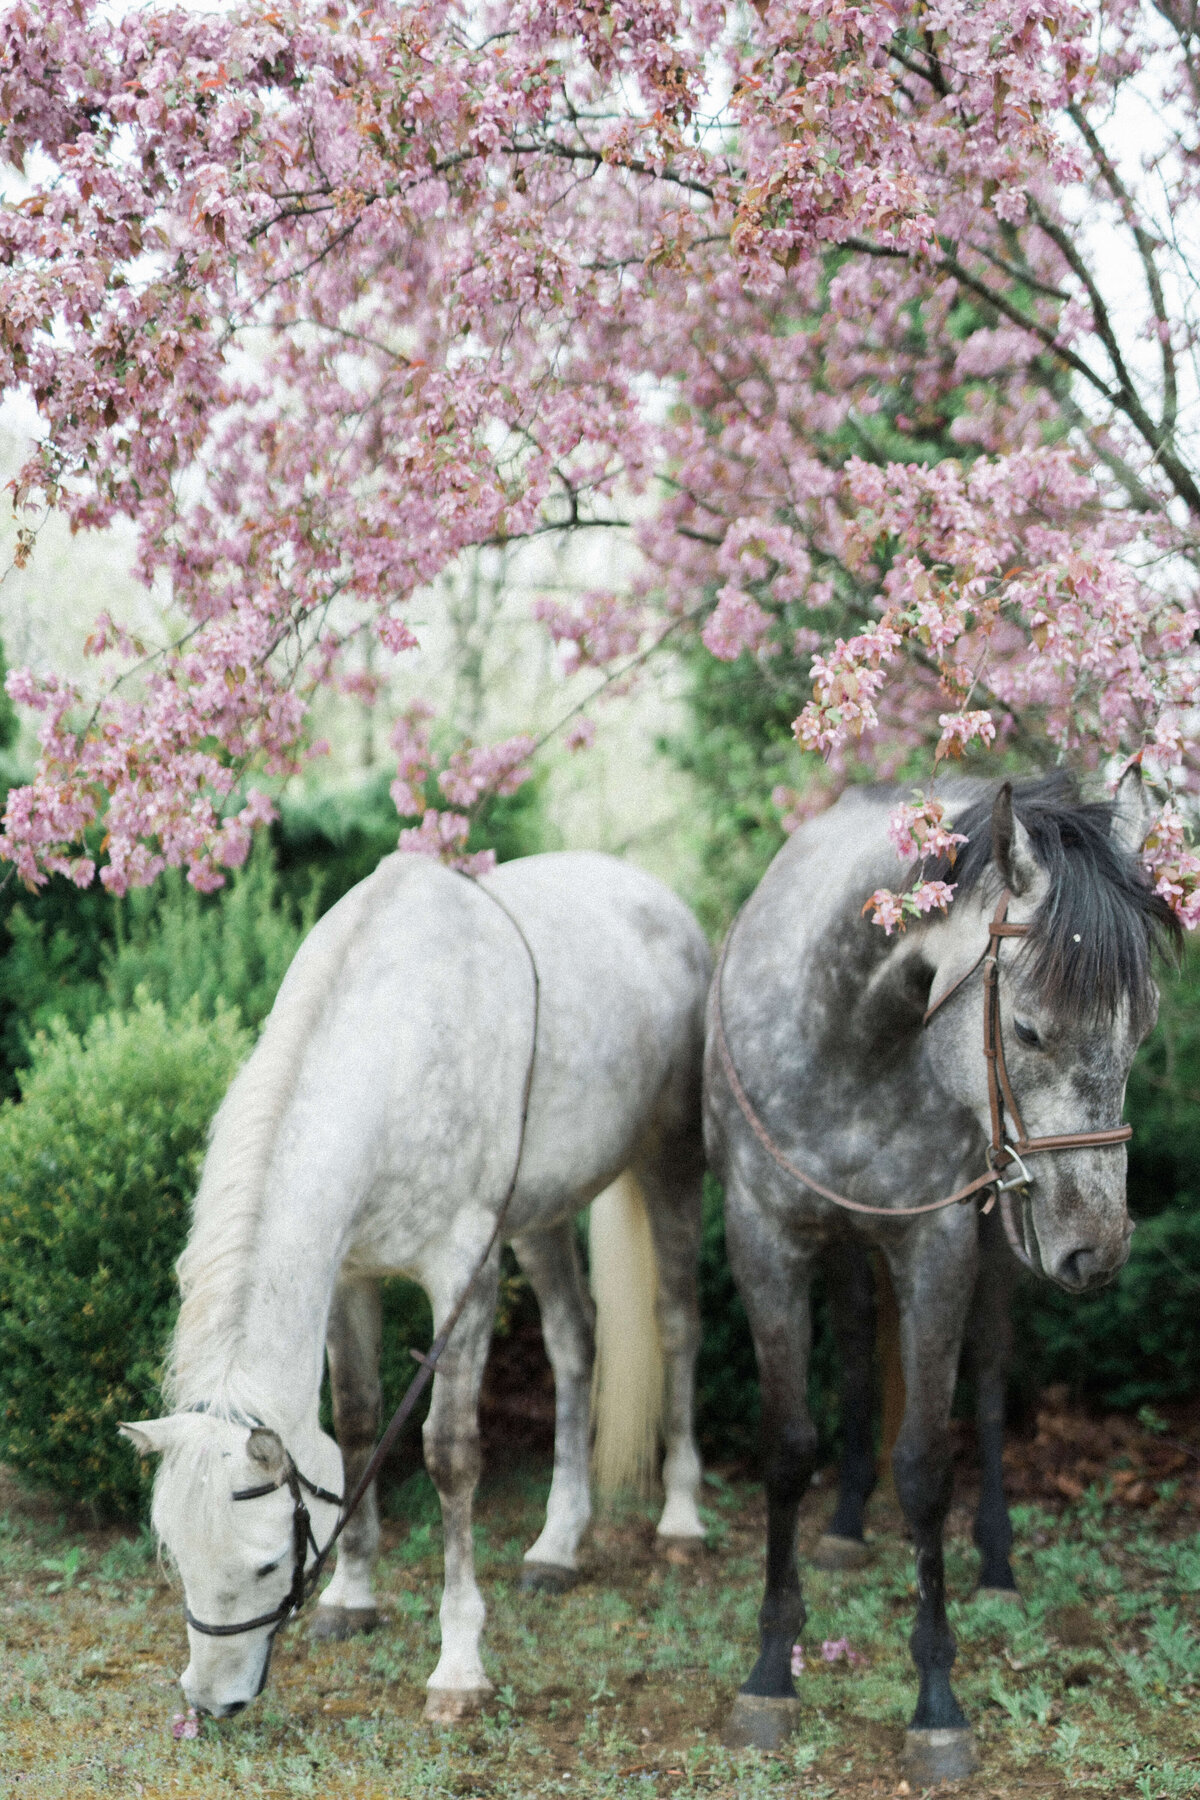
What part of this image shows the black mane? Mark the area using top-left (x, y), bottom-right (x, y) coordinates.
top-left (925, 773), bottom-right (1181, 1030)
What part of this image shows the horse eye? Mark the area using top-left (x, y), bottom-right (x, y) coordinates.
top-left (255, 1559), bottom-right (282, 1579)
top-left (1013, 1018), bottom-right (1041, 1049)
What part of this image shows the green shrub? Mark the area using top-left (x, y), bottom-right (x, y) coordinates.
top-left (0, 883), bottom-right (115, 1097)
top-left (0, 849), bottom-right (307, 1101)
top-left (1126, 936), bottom-right (1200, 1213)
top-left (0, 999), bottom-right (249, 1517)
top-left (1014, 1203), bottom-right (1200, 1411)
top-left (101, 840), bottom-right (313, 1034)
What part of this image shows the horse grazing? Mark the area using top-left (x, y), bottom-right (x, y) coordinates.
top-left (705, 771), bottom-right (1177, 1781)
top-left (120, 850), bottom-right (710, 1722)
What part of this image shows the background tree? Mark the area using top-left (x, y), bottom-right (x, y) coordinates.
top-left (0, 0), bottom-right (1196, 915)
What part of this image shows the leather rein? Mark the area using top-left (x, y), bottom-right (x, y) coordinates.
top-left (182, 873), bottom-right (541, 1645)
top-left (712, 889), bottom-right (1132, 1245)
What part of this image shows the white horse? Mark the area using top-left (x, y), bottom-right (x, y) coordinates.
top-left (120, 850), bottom-right (710, 1721)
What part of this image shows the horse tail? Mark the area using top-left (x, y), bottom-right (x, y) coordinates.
top-left (589, 1171), bottom-right (664, 1494)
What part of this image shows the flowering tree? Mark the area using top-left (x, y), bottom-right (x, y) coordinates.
top-left (1, 0), bottom-right (1198, 917)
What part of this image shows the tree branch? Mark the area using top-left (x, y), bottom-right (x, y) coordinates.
top-left (1067, 101), bottom-right (1179, 436)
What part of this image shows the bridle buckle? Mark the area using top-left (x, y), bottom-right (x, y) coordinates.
top-left (988, 1143), bottom-right (1032, 1193)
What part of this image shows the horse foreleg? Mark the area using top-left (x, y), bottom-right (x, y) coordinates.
top-left (886, 1228), bottom-right (979, 1784)
top-left (512, 1222), bottom-right (594, 1590)
top-left (814, 1238), bottom-right (877, 1570)
top-left (724, 1187), bottom-right (817, 1751)
top-left (314, 1275), bottom-right (383, 1640)
top-left (971, 1206), bottom-right (1019, 1598)
top-left (637, 1141), bottom-right (706, 1545)
top-left (421, 1247), bottom-right (501, 1723)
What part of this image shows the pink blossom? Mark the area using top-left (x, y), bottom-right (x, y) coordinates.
top-left (398, 810), bottom-right (496, 877)
top-left (888, 799), bottom-right (967, 864)
top-left (862, 889), bottom-right (908, 935)
top-left (389, 706), bottom-right (433, 819)
top-left (171, 1710), bottom-right (199, 1740)
top-left (0, 0), bottom-right (1195, 925)
top-left (701, 587), bottom-right (774, 662)
top-left (564, 717), bottom-right (596, 752)
top-left (936, 712), bottom-right (997, 760)
top-left (376, 616), bottom-right (419, 656)
top-left (439, 736), bottom-right (536, 808)
top-left (911, 880), bottom-right (956, 916)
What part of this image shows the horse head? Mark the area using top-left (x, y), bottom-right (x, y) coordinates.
top-left (119, 1412), bottom-right (342, 1716)
top-left (921, 769), bottom-right (1177, 1292)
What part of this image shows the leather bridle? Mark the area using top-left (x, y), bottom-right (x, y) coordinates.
top-left (183, 1437), bottom-right (344, 1642)
top-left (712, 888), bottom-right (1132, 1247)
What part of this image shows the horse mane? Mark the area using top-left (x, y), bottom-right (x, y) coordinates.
top-left (926, 772), bottom-right (1180, 1031)
top-left (165, 879), bottom-right (374, 1413)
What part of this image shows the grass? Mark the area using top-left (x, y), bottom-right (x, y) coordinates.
top-left (0, 1464), bottom-right (1197, 1798)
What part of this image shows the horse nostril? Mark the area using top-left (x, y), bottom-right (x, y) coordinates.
top-left (224, 1700), bottom-right (247, 1718)
top-left (1058, 1244), bottom-right (1124, 1291)
top-left (1058, 1247), bottom-right (1096, 1290)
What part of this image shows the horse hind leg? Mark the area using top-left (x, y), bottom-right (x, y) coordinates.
top-left (421, 1246), bottom-right (501, 1723)
top-left (813, 1239), bottom-right (877, 1572)
top-left (724, 1183), bottom-right (818, 1751)
top-left (511, 1222), bottom-right (594, 1593)
top-left (313, 1275), bottom-right (383, 1641)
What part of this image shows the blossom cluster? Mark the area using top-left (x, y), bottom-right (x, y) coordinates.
top-left (0, 0), bottom-right (1196, 910)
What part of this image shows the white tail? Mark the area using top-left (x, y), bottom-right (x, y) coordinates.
top-left (589, 1172), bottom-right (664, 1494)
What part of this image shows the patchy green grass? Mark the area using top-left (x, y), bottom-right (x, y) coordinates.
top-left (0, 1466), bottom-right (1197, 1798)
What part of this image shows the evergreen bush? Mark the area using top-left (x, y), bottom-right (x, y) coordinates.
top-left (100, 840), bottom-right (313, 1034)
top-left (1014, 1202), bottom-right (1200, 1412)
top-left (0, 1000), bottom-right (249, 1517)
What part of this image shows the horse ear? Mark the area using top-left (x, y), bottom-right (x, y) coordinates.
top-left (991, 781), bottom-right (1038, 896)
top-left (119, 1417), bottom-right (185, 1457)
top-left (1111, 762), bottom-right (1154, 855)
top-left (246, 1427), bottom-right (289, 1480)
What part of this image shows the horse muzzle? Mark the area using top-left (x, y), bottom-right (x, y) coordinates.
top-left (181, 1633), bottom-right (274, 1719)
top-left (1046, 1216), bottom-right (1134, 1293)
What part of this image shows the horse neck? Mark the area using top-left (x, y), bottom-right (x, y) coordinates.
top-left (170, 1186), bottom-right (340, 1439)
top-left (224, 1194), bottom-right (343, 1439)
top-left (169, 876), bottom-right (378, 1437)
top-left (168, 1042), bottom-right (349, 1441)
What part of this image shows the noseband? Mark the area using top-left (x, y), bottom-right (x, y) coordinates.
top-left (712, 888), bottom-right (1131, 1233)
top-left (182, 1438), bottom-right (344, 1641)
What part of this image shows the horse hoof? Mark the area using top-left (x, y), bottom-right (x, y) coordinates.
top-left (721, 1694), bottom-right (803, 1752)
top-left (657, 1534), bottom-right (704, 1565)
top-left (519, 1561), bottom-right (577, 1594)
top-left (975, 1585), bottom-right (1024, 1608)
top-left (903, 1727), bottom-right (979, 1783)
top-left (424, 1685), bottom-right (493, 1724)
top-left (310, 1606), bottom-right (380, 1642)
top-left (811, 1534), bottom-right (872, 1571)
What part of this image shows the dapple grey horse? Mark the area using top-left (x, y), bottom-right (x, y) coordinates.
top-left (705, 771), bottom-right (1176, 1780)
top-left (121, 850), bottom-right (710, 1722)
